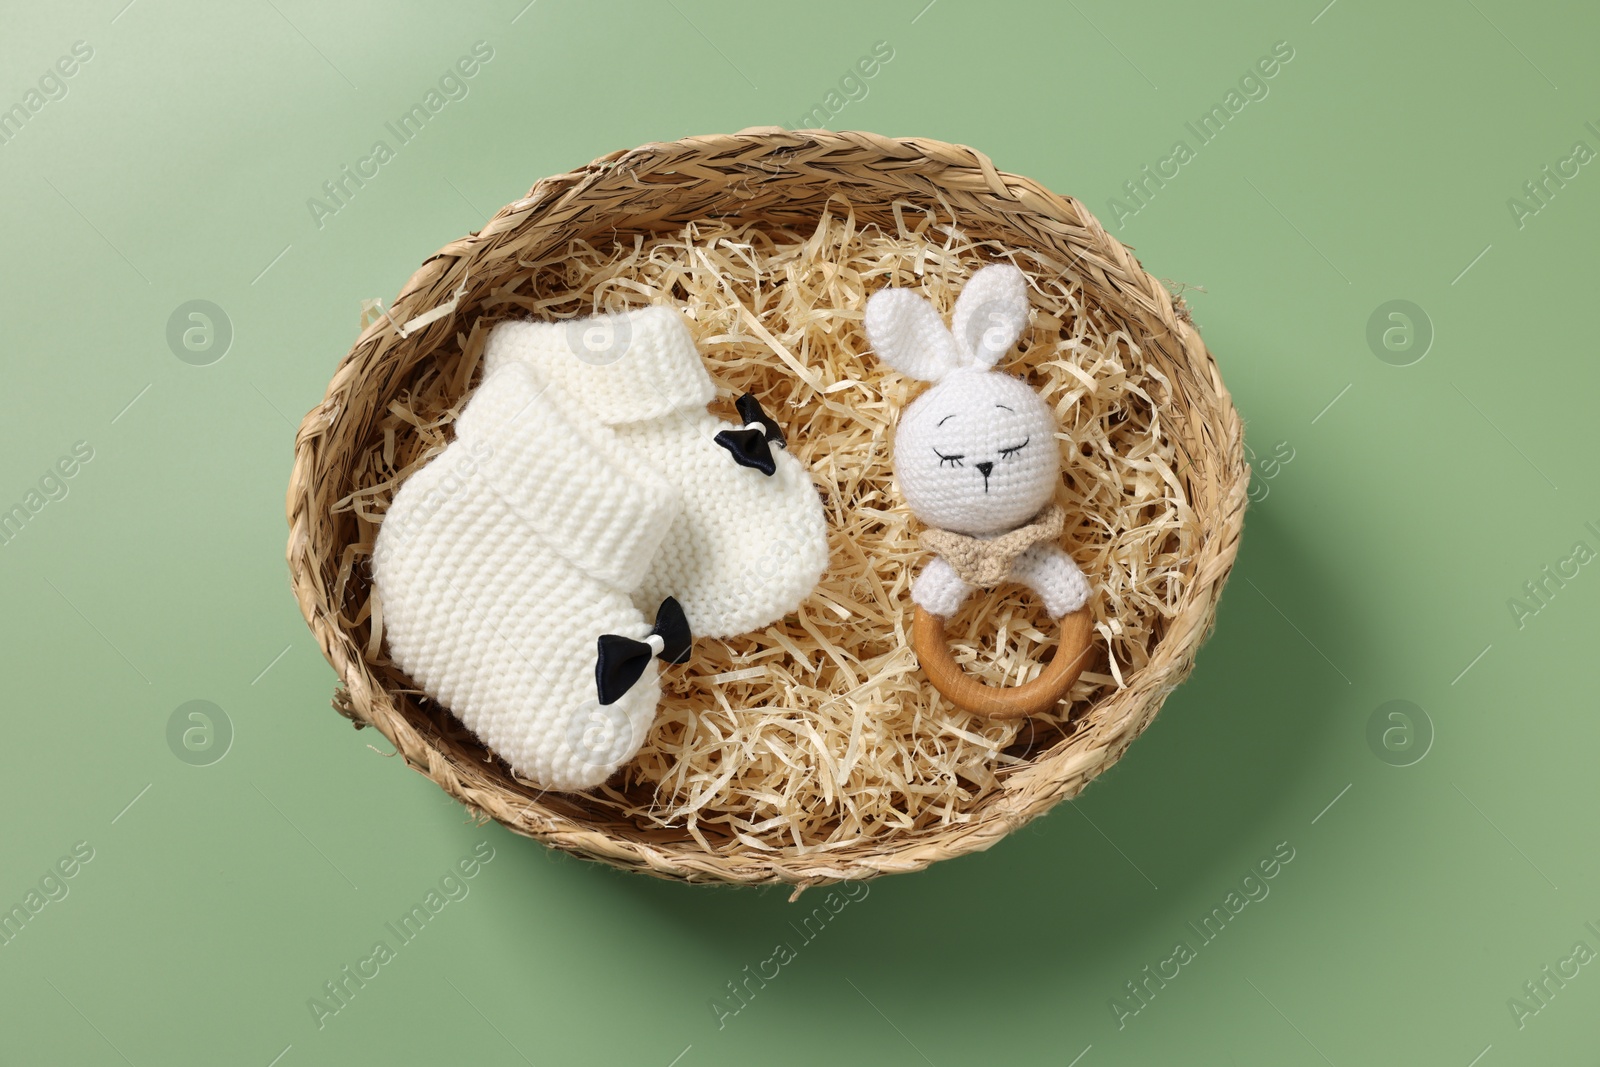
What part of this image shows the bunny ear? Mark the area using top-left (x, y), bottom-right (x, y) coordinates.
top-left (864, 288), bottom-right (963, 382)
top-left (950, 264), bottom-right (1029, 369)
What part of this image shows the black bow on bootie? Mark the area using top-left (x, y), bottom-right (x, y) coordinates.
top-left (714, 393), bottom-right (788, 476)
top-left (594, 596), bottom-right (693, 705)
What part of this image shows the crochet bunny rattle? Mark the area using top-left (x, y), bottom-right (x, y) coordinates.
top-left (865, 263), bottom-right (1096, 718)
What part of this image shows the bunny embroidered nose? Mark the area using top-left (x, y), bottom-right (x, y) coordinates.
top-left (976, 460), bottom-right (995, 490)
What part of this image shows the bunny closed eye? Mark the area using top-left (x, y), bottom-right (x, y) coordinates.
top-left (934, 437), bottom-right (1027, 491)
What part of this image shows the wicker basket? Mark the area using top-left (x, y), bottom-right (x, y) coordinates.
top-left (286, 128), bottom-right (1247, 889)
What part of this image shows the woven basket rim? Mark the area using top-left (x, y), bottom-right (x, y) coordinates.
top-left (285, 127), bottom-right (1248, 889)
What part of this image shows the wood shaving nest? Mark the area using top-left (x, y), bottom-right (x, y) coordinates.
top-left (339, 198), bottom-right (1198, 858)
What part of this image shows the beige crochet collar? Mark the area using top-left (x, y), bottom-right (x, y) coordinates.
top-left (919, 504), bottom-right (1065, 588)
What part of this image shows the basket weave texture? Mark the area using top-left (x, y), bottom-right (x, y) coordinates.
top-left (286, 128), bottom-right (1247, 888)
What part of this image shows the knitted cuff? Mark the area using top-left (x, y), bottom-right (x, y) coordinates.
top-left (482, 307), bottom-right (716, 425)
top-left (453, 361), bottom-right (680, 591)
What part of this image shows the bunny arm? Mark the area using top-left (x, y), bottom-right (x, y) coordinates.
top-left (912, 556), bottom-right (976, 618)
top-left (915, 544), bottom-right (1091, 619)
top-left (1008, 542), bottom-right (1092, 618)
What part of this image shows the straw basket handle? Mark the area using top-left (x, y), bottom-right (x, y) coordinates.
top-left (912, 605), bottom-right (1095, 719)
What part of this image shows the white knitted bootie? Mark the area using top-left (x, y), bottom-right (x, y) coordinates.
top-left (372, 361), bottom-right (687, 791)
top-left (482, 308), bottom-right (829, 638)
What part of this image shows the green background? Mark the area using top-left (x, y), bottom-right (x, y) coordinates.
top-left (3, 1), bottom-right (1596, 1063)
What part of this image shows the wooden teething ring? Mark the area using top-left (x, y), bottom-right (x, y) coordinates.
top-left (912, 604), bottom-right (1096, 719)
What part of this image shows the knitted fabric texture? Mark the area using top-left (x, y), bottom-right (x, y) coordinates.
top-left (372, 361), bottom-right (673, 791)
top-left (920, 504), bottom-right (1065, 588)
top-left (483, 308), bottom-right (828, 638)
